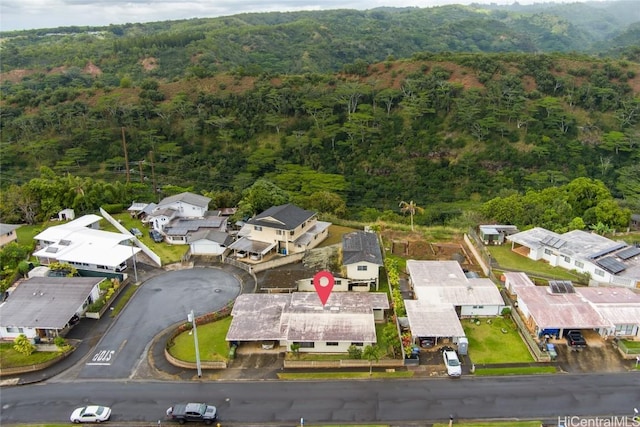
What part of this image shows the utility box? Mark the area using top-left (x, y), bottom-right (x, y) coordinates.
top-left (458, 337), bottom-right (469, 355)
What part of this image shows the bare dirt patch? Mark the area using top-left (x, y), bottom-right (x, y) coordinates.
top-left (83, 61), bottom-right (102, 76)
top-left (141, 57), bottom-right (158, 71)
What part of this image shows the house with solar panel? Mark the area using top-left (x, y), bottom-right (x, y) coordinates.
top-left (147, 192), bottom-right (212, 232)
top-left (504, 272), bottom-right (640, 340)
top-left (507, 227), bottom-right (640, 289)
top-left (32, 214), bottom-right (141, 278)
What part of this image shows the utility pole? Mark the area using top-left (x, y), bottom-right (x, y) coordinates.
top-left (138, 160), bottom-right (144, 183)
top-left (121, 127), bottom-right (130, 184)
top-left (149, 150), bottom-right (158, 200)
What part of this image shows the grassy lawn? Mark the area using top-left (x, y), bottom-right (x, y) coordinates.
top-left (108, 213), bottom-right (186, 264)
top-left (487, 245), bottom-right (581, 281)
top-left (109, 284), bottom-right (138, 317)
top-left (0, 343), bottom-right (66, 369)
top-left (463, 316), bottom-right (534, 364)
top-left (167, 316), bottom-right (232, 362)
top-left (277, 371), bottom-right (414, 380)
top-left (621, 339), bottom-right (640, 349)
top-left (320, 225), bottom-right (360, 247)
top-left (474, 366), bottom-right (558, 376)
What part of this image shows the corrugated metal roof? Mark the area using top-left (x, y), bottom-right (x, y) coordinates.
top-left (226, 292), bottom-right (388, 342)
top-left (404, 302), bottom-right (465, 337)
top-left (516, 286), bottom-right (611, 329)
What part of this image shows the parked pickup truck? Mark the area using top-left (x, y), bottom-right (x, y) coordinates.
top-left (565, 330), bottom-right (587, 350)
top-left (166, 402), bottom-right (217, 425)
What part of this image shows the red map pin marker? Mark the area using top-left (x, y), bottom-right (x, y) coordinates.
top-left (313, 271), bottom-right (335, 306)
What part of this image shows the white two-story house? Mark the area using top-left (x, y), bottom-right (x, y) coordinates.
top-left (148, 192), bottom-right (211, 232)
top-left (229, 204), bottom-right (331, 260)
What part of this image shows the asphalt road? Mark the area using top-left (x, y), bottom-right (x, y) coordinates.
top-left (1, 374), bottom-right (639, 425)
top-left (75, 268), bottom-right (241, 379)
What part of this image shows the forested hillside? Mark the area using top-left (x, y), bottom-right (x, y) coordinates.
top-left (0, 2), bottom-right (639, 229)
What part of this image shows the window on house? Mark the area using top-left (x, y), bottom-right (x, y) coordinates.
top-left (351, 342), bottom-right (363, 347)
top-left (594, 269), bottom-right (605, 277)
top-left (544, 249), bottom-right (552, 255)
top-left (254, 226), bottom-right (262, 231)
top-left (615, 324), bottom-right (635, 335)
top-left (295, 342), bottom-right (315, 348)
top-left (563, 256), bottom-right (570, 263)
top-left (276, 230), bottom-right (283, 235)
top-left (326, 342), bottom-right (339, 346)
top-left (357, 265), bottom-right (368, 271)
top-left (575, 261), bottom-right (584, 268)
top-left (289, 230), bottom-right (294, 236)
top-left (7, 327), bottom-right (24, 333)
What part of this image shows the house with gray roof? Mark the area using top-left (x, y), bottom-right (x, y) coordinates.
top-left (507, 227), bottom-right (640, 289)
top-left (229, 204), bottom-right (331, 260)
top-left (0, 223), bottom-right (20, 249)
top-left (148, 192), bottom-right (211, 232)
top-left (0, 277), bottom-right (105, 341)
top-left (163, 215), bottom-right (228, 245)
top-left (188, 230), bottom-right (234, 255)
top-left (341, 231), bottom-right (384, 290)
top-left (226, 292), bottom-right (389, 353)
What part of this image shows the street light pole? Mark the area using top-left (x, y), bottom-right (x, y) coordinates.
top-left (188, 309), bottom-right (202, 378)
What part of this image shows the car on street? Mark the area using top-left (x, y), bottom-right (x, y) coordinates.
top-left (149, 229), bottom-right (164, 243)
top-left (443, 350), bottom-right (462, 377)
top-left (166, 402), bottom-right (217, 425)
top-left (70, 405), bottom-right (112, 423)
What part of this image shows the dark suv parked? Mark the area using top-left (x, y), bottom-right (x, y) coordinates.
top-left (565, 330), bottom-right (587, 350)
top-left (149, 229), bottom-right (164, 243)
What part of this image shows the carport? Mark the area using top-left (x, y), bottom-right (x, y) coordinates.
top-left (404, 301), bottom-right (466, 346)
top-left (514, 286), bottom-right (613, 338)
top-left (228, 237), bottom-right (276, 260)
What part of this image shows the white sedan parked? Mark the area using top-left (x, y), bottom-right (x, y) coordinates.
top-left (70, 405), bottom-right (112, 423)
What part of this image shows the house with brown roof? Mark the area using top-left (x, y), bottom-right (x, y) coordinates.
top-left (226, 292), bottom-right (389, 353)
top-left (504, 272), bottom-right (640, 340)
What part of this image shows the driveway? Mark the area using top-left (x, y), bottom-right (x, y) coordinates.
top-left (73, 267), bottom-right (242, 379)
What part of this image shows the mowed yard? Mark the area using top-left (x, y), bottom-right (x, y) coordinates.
top-left (463, 316), bottom-right (533, 364)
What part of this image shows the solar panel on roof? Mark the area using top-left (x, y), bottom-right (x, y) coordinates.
top-left (589, 243), bottom-right (627, 259)
top-left (617, 246), bottom-right (640, 260)
top-left (549, 280), bottom-right (575, 294)
top-left (45, 246), bottom-right (59, 253)
top-left (541, 235), bottom-right (566, 249)
top-left (59, 240), bottom-right (71, 246)
top-left (596, 257), bottom-right (626, 274)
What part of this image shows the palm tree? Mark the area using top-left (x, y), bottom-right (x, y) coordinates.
top-left (363, 344), bottom-right (381, 376)
top-left (399, 200), bottom-right (424, 231)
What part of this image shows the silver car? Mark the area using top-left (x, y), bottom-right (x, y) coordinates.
top-left (443, 350), bottom-right (462, 377)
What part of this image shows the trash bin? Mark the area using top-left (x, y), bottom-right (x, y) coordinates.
top-left (546, 343), bottom-right (557, 360)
